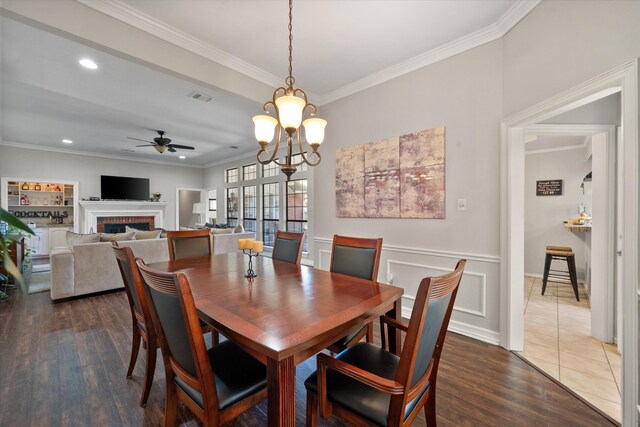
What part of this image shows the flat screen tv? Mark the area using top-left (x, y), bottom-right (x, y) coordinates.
top-left (100, 175), bottom-right (150, 201)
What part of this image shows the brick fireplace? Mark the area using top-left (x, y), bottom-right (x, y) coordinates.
top-left (79, 200), bottom-right (167, 234)
top-left (96, 215), bottom-right (155, 233)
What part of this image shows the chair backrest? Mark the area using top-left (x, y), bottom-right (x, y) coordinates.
top-left (135, 259), bottom-right (218, 407)
top-left (112, 242), bottom-right (151, 331)
top-left (166, 229), bottom-right (213, 261)
top-left (390, 259), bottom-right (466, 424)
top-left (329, 235), bottom-right (383, 281)
top-left (272, 231), bottom-right (305, 265)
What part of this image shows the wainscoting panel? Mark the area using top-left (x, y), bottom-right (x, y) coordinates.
top-left (387, 260), bottom-right (486, 318)
top-left (313, 237), bottom-right (501, 345)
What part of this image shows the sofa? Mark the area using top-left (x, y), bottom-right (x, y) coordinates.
top-left (50, 231), bottom-right (255, 300)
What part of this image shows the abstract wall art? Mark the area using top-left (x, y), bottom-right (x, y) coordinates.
top-left (336, 126), bottom-right (445, 218)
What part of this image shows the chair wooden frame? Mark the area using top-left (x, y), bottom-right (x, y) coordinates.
top-left (308, 260), bottom-right (466, 427)
top-left (112, 242), bottom-right (158, 407)
top-left (166, 229), bottom-right (213, 261)
top-left (327, 235), bottom-right (383, 352)
top-left (136, 259), bottom-right (267, 427)
top-left (272, 231), bottom-right (305, 265)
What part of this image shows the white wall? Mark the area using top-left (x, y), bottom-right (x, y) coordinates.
top-left (524, 146), bottom-right (592, 279)
top-left (178, 189), bottom-right (201, 228)
top-left (315, 40), bottom-right (504, 342)
top-left (0, 145), bottom-right (204, 231)
top-left (502, 0), bottom-right (640, 116)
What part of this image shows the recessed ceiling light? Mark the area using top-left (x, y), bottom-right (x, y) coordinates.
top-left (179, 155), bottom-right (186, 159)
top-left (62, 139), bottom-right (73, 144)
top-left (79, 58), bottom-right (98, 69)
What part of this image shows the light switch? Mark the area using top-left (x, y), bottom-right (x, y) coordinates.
top-left (457, 199), bottom-right (467, 211)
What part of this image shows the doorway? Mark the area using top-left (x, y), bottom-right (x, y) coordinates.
top-left (500, 60), bottom-right (638, 426)
top-left (518, 124), bottom-right (620, 421)
top-left (175, 188), bottom-right (206, 229)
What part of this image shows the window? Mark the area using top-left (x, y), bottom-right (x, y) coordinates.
top-left (262, 159), bottom-right (279, 178)
top-left (286, 179), bottom-right (308, 251)
top-left (208, 198), bottom-right (217, 212)
top-left (226, 187), bottom-right (239, 226)
top-left (290, 153), bottom-right (308, 173)
top-left (226, 168), bottom-right (238, 183)
top-left (262, 183), bottom-right (279, 246)
top-left (243, 164), bottom-right (257, 181)
top-left (243, 186), bottom-right (257, 232)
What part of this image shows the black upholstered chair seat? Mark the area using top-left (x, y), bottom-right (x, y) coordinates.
top-left (305, 343), bottom-right (426, 426)
top-left (174, 340), bottom-right (267, 411)
top-left (331, 325), bottom-right (368, 350)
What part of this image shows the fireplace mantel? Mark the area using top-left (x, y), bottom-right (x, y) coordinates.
top-left (79, 200), bottom-right (168, 233)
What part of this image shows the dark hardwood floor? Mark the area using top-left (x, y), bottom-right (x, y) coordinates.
top-left (0, 289), bottom-right (614, 426)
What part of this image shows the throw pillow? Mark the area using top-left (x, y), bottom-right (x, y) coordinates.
top-left (233, 224), bottom-right (245, 233)
top-left (125, 226), bottom-right (162, 240)
top-left (66, 231), bottom-right (100, 246)
top-left (100, 231), bottom-right (135, 242)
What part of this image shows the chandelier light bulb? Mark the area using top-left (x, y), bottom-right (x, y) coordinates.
top-left (253, 115), bottom-right (278, 143)
top-left (275, 95), bottom-right (306, 131)
top-left (303, 118), bottom-right (327, 146)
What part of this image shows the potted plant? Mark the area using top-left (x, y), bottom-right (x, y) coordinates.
top-left (0, 207), bottom-right (34, 296)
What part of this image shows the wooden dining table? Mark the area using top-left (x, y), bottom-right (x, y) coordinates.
top-left (147, 252), bottom-right (404, 427)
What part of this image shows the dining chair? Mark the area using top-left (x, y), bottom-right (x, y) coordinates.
top-left (136, 258), bottom-right (268, 427)
top-left (166, 229), bottom-right (213, 261)
top-left (305, 259), bottom-right (466, 427)
top-left (328, 234), bottom-right (383, 353)
top-left (271, 231), bottom-right (305, 265)
top-left (112, 242), bottom-right (157, 407)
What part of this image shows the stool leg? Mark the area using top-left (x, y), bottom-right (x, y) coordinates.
top-left (542, 253), bottom-right (552, 295)
top-left (567, 255), bottom-right (580, 301)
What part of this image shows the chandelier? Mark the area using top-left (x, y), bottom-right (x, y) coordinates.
top-left (253, 0), bottom-right (327, 180)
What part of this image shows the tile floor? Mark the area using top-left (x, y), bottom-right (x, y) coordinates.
top-left (516, 275), bottom-right (622, 423)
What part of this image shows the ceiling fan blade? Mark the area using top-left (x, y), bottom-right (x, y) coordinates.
top-left (168, 147), bottom-right (177, 153)
top-left (169, 144), bottom-right (195, 150)
top-left (136, 144), bottom-right (157, 147)
top-left (127, 137), bottom-right (154, 143)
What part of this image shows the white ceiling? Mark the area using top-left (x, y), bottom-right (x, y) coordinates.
top-left (1, 1), bottom-right (540, 167)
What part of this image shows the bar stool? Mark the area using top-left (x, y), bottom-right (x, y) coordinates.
top-left (542, 245), bottom-right (580, 301)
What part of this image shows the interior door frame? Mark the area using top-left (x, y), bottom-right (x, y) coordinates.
top-left (500, 60), bottom-right (638, 426)
top-left (175, 187), bottom-right (206, 229)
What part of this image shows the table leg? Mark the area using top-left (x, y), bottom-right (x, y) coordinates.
top-left (387, 299), bottom-right (402, 355)
top-left (267, 356), bottom-right (295, 427)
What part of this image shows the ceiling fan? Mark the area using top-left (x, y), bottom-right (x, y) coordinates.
top-left (127, 130), bottom-right (195, 153)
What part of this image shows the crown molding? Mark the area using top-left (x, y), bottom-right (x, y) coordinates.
top-left (316, 0), bottom-right (541, 105)
top-left (74, 0), bottom-right (282, 88)
top-left (0, 140), bottom-right (206, 169)
top-left (76, 0), bottom-right (539, 106)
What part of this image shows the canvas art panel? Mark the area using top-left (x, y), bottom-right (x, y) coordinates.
top-left (336, 126), bottom-right (445, 218)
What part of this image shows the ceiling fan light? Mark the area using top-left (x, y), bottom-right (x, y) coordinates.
top-left (253, 115), bottom-right (278, 143)
top-left (303, 118), bottom-right (327, 146)
top-left (275, 95), bottom-right (305, 131)
top-left (155, 145), bottom-right (167, 153)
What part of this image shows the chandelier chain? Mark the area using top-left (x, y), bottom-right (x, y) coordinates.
top-left (287, 0), bottom-right (294, 87)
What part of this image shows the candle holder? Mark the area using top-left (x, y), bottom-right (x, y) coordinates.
top-left (242, 249), bottom-right (260, 278)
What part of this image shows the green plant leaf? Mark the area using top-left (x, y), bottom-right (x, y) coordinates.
top-left (0, 218), bottom-right (28, 293)
top-left (0, 207), bottom-right (34, 235)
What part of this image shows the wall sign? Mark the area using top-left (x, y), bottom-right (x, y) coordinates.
top-left (536, 179), bottom-right (563, 196)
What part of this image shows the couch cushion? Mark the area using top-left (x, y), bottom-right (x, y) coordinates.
top-left (211, 228), bottom-right (233, 235)
top-left (66, 231), bottom-right (100, 246)
top-left (100, 231), bottom-right (135, 242)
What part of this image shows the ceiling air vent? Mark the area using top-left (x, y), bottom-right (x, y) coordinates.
top-left (229, 145), bottom-right (239, 149)
top-left (189, 91), bottom-right (214, 103)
